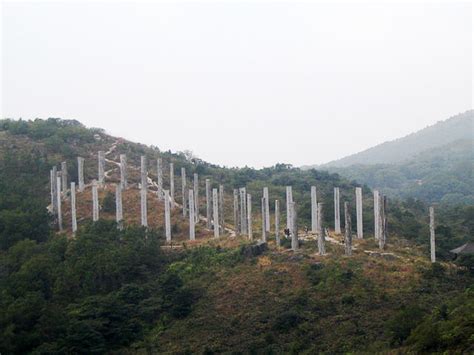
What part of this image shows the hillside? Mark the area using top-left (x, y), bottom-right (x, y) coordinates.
top-left (318, 110), bottom-right (473, 168)
top-left (0, 118), bottom-right (473, 354)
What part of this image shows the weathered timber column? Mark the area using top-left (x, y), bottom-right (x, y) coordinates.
top-left (374, 190), bottom-right (380, 240)
top-left (92, 180), bottom-right (99, 221)
top-left (57, 176), bottom-right (63, 231)
top-left (77, 157), bottom-right (85, 192)
top-left (120, 154), bottom-right (127, 189)
top-left (61, 161), bottom-right (67, 193)
top-left (344, 202), bottom-right (352, 256)
top-left (116, 184), bottom-right (123, 230)
top-left (290, 201), bottom-right (298, 251)
top-left (189, 189), bottom-right (195, 241)
top-left (239, 188), bottom-right (247, 235)
top-left (169, 163), bottom-right (175, 208)
top-left (98, 151), bottom-right (105, 187)
top-left (317, 203), bottom-right (326, 255)
top-left (261, 197), bottom-right (267, 242)
top-left (334, 187), bottom-right (341, 234)
top-left (355, 187), bottom-right (363, 239)
top-left (140, 188), bottom-right (148, 227)
top-left (181, 167), bottom-right (187, 217)
top-left (193, 173), bottom-right (199, 222)
top-left (263, 187), bottom-right (270, 232)
top-left (275, 200), bottom-right (280, 247)
top-left (71, 182), bottom-right (77, 234)
top-left (50, 168), bottom-right (56, 213)
top-left (213, 188), bottom-right (219, 238)
top-left (205, 179), bottom-right (212, 229)
top-left (219, 185), bottom-right (224, 233)
top-left (311, 186), bottom-right (318, 233)
top-left (164, 190), bottom-right (171, 242)
top-left (379, 195), bottom-right (387, 250)
top-left (286, 186), bottom-right (293, 228)
top-left (233, 189), bottom-right (240, 233)
top-left (247, 194), bottom-right (253, 240)
top-left (429, 206), bottom-right (436, 262)
top-left (157, 158), bottom-right (163, 199)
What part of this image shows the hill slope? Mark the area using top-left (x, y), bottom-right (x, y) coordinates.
top-left (319, 110), bottom-right (473, 168)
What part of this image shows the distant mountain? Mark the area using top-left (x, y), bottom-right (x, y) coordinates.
top-left (319, 110), bottom-right (473, 168)
top-left (302, 110), bottom-right (474, 204)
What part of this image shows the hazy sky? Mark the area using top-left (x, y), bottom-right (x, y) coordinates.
top-left (1, 1), bottom-right (472, 168)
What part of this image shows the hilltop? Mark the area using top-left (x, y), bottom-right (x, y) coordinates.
top-left (0, 118), bottom-right (473, 354)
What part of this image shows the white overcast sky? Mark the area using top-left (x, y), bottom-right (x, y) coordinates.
top-left (1, 1), bottom-right (472, 168)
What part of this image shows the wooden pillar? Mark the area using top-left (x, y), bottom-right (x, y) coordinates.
top-left (120, 154), bottom-right (127, 190)
top-left (311, 186), bottom-right (317, 233)
top-left (213, 188), bottom-right (219, 238)
top-left (233, 189), bottom-right (239, 234)
top-left (50, 168), bottom-right (56, 213)
top-left (317, 203), bottom-right (326, 255)
top-left (92, 180), bottom-right (99, 222)
top-left (275, 200), bottom-right (280, 247)
top-left (71, 182), bottom-right (77, 234)
top-left (57, 176), bottom-right (63, 231)
top-left (169, 163), bottom-right (175, 208)
top-left (164, 190), bottom-right (171, 242)
top-left (218, 185), bottom-right (224, 233)
top-left (98, 151), bottom-right (105, 187)
top-left (344, 202), bottom-right (352, 256)
top-left (261, 197), bottom-right (267, 242)
top-left (374, 190), bottom-right (380, 240)
top-left (61, 161), bottom-right (67, 193)
top-left (239, 187), bottom-right (247, 235)
top-left (290, 201), bottom-right (298, 251)
top-left (140, 188), bottom-right (148, 228)
top-left (286, 186), bottom-right (293, 228)
top-left (379, 195), bottom-right (387, 250)
top-left (334, 187), bottom-right (341, 234)
top-left (263, 187), bottom-right (270, 232)
top-left (356, 187), bottom-right (363, 239)
top-left (429, 206), bottom-right (436, 263)
top-left (193, 173), bottom-right (199, 222)
top-left (116, 184), bottom-right (123, 230)
top-left (247, 194), bottom-right (252, 240)
top-left (181, 167), bottom-right (187, 217)
top-left (206, 179), bottom-right (212, 229)
top-left (77, 157), bottom-right (85, 192)
top-left (157, 158), bottom-right (163, 200)
top-left (189, 189), bottom-right (195, 241)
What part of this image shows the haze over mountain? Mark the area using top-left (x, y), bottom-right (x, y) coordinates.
top-left (302, 111), bottom-right (474, 204)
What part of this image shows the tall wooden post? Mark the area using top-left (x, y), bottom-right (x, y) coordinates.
top-left (275, 200), bottom-right (280, 247)
top-left (140, 156), bottom-right (148, 228)
top-left (286, 186), bottom-right (293, 228)
top-left (206, 179), bottom-right (212, 229)
top-left (247, 194), bottom-right (253, 240)
top-left (77, 157), bottom-right (85, 192)
top-left (379, 195), bottom-right (387, 250)
top-left (71, 182), bottom-right (77, 234)
top-left (213, 188), bottom-right (219, 238)
top-left (261, 197), bottom-right (267, 242)
top-left (193, 173), bottom-right (199, 222)
top-left (290, 201), bottom-right (298, 251)
top-left (92, 179), bottom-right (99, 222)
top-left (219, 185), bottom-right (224, 233)
top-left (263, 187), bottom-right (270, 232)
top-left (61, 161), bottom-right (67, 193)
top-left (430, 206), bottom-right (436, 263)
top-left (334, 187), bottom-right (341, 234)
top-left (344, 202), bottom-right (352, 256)
top-left (164, 190), bottom-right (171, 242)
top-left (189, 189), bottom-right (195, 241)
top-left (233, 189), bottom-right (240, 234)
top-left (181, 167), bottom-right (187, 217)
top-left (374, 190), bottom-right (380, 240)
top-left (116, 184), bottom-right (123, 230)
top-left (311, 186), bottom-right (318, 233)
top-left (239, 187), bottom-right (247, 235)
top-left (169, 163), bottom-right (175, 208)
top-left (57, 176), bottom-right (63, 231)
top-left (356, 187), bottom-right (363, 239)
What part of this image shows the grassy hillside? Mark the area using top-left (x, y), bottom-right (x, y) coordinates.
top-left (0, 118), bottom-right (473, 354)
top-left (318, 110), bottom-right (473, 168)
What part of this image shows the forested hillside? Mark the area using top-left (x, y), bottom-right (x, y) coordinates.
top-left (0, 118), bottom-right (473, 354)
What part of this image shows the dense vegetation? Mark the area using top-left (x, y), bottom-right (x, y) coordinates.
top-left (0, 118), bottom-right (472, 353)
